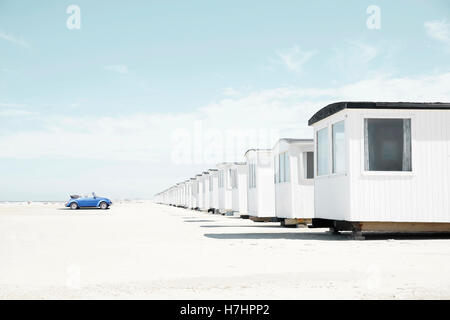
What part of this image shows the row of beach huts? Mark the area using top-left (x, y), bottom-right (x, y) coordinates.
top-left (155, 101), bottom-right (450, 239)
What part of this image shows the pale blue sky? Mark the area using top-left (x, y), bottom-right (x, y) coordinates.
top-left (1, 0), bottom-right (449, 200)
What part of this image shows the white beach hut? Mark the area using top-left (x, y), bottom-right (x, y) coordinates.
top-left (309, 101), bottom-right (450, 238)
top-left (244, 149), bottom-right (276, 220)
top-left (194, 174), bottom-right (204, 210)
top-left (175, 183), bottom-right (182, 207)
top-left (194, 175), bottom-right (203, 210)
top-left (172, 185), bottom-right (177, 206)
top-left (189, 177), bottom-right (199, 210)
top-left (167, 186), bottom-right (173, 206)
top-left (165, 189), bottom-right (171, 205)
top-left (174, 185), bottom-right (180, 206)
top-left (186, 178), bottom-right (194, 209)
top-left (216, 163), bottom-right (234, 215)
top-left (161, 190), bottom-right (167, 204)
top-left (208, 169), bottom-right (219, 213)
top-left (230, 162), bottom-right (248, 217)
top-left (183, 180), bottom-right (190, 208)
top-left (199, 171), bottom-right (210, 211)
top-left (178, 181), bottom-right (186, 208)
top-left (272, 138), bottom-right (315, 227)
top-left (165, 187), bottom-right (171, 205)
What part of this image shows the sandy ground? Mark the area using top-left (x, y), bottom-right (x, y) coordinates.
top-left (0, 201), bottom-right (450, 300)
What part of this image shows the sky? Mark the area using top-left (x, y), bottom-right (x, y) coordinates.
top-left (0, 0), bottom-right (450, 200)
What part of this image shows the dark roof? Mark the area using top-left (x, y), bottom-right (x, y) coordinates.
top-left (280, 138), bottom-right (313, 143)
top-left (216, 161), bottom-right (247, 167)
top-left (243, 149), bottom-right (271, 157)
top-left (308, 101), bottom-right (450, 126)
top-left (275, 138), bottom-right (313, 145)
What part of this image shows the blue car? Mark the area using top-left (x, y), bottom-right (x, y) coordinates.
top-left (65, 193), bottom-right (112, 210)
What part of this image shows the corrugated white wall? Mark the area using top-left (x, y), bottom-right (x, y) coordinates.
top-left (256, 152), bottom-right (276, 217)
top-left (275, 141), bottom-right (314, 219)
top-left (191, 180), bottom-right (198, 208)
top-left (209, 173), bottom-right (219, 209)
top-left (313, 108), bottom-right (450, 223)
top-left (197, 179), bottom-right (204, 209)
top-left (348, 109), bottom-right (450, 222)
top-left (187, 183), bottom-right (193, 208)
top-left (201, 176), bottom-right (210, 210)
top-left (246, 152), bottom-right (258, 216)
top-left (218, 166), bottom-right (232, 212)
top-left (232, 165), bottom-right (248, 214)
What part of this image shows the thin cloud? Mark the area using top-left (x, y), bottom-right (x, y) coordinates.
top-left (0, 30), bottom-right (30, 48)
top-left (424, 19), bottom-right (450, 44)
top-left (223, 87), bottom-right (240, 96)
top-left (104, 65), bottom-right (129, 74)
top-left (347, 41), bottom-right (378, 63)
top-left (0, 102), bottom-right (26, 108)
top-left (1, 72), bottom-right (449, 162)
top-left (329, 41), bottom-right (381, 80)
top-left (0, 109), bottom-right (36, 117)
top-left (274, 45), bottom-right (316, 73)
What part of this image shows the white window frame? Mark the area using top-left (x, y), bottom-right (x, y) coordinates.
top-left (314, 114), bottom-right (348, 179)
top-left (300, 151), bottom-right (315, 182)
top-left (360, 112), bottom-right (415, 177)
top-left (332, 119), bottom-right (346, 175)
top-left (316, 125), bottom-right (330, 177)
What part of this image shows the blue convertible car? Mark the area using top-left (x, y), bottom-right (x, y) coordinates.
top-left (65, 193), bottom-right (112, 210)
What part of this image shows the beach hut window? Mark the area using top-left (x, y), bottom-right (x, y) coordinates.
top-left (317, 127), bottom-right (329, 176)
top-left (364, 118), bottom-right (412, 172)
top-left (301, 152), bottom-right (314, 180)
top-left (275, 152), bottom-right (290, 183)
top-left (332, 121), bottom-right (346, 174)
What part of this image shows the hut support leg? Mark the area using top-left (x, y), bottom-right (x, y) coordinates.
top-left (351, 223), bottom-right (365, 240)
top-left (329, 227), bottom-right (340, 235)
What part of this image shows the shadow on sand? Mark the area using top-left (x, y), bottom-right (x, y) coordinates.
top-left (57, 208), bottom-right (110, 211)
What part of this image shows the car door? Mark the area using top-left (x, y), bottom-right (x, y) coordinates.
top-left (84, 195), bottom-right (98, 207)
top-left (77, 197), bottom-right (90, 207)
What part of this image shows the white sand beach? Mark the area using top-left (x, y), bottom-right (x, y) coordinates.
top-left (0, 201), bottom-right (449, 300)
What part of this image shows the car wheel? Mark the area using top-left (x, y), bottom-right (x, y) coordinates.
top-left (70, 202), bottom-right (78, 210)
top-left (99, 202), bottom-right (108, 210)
